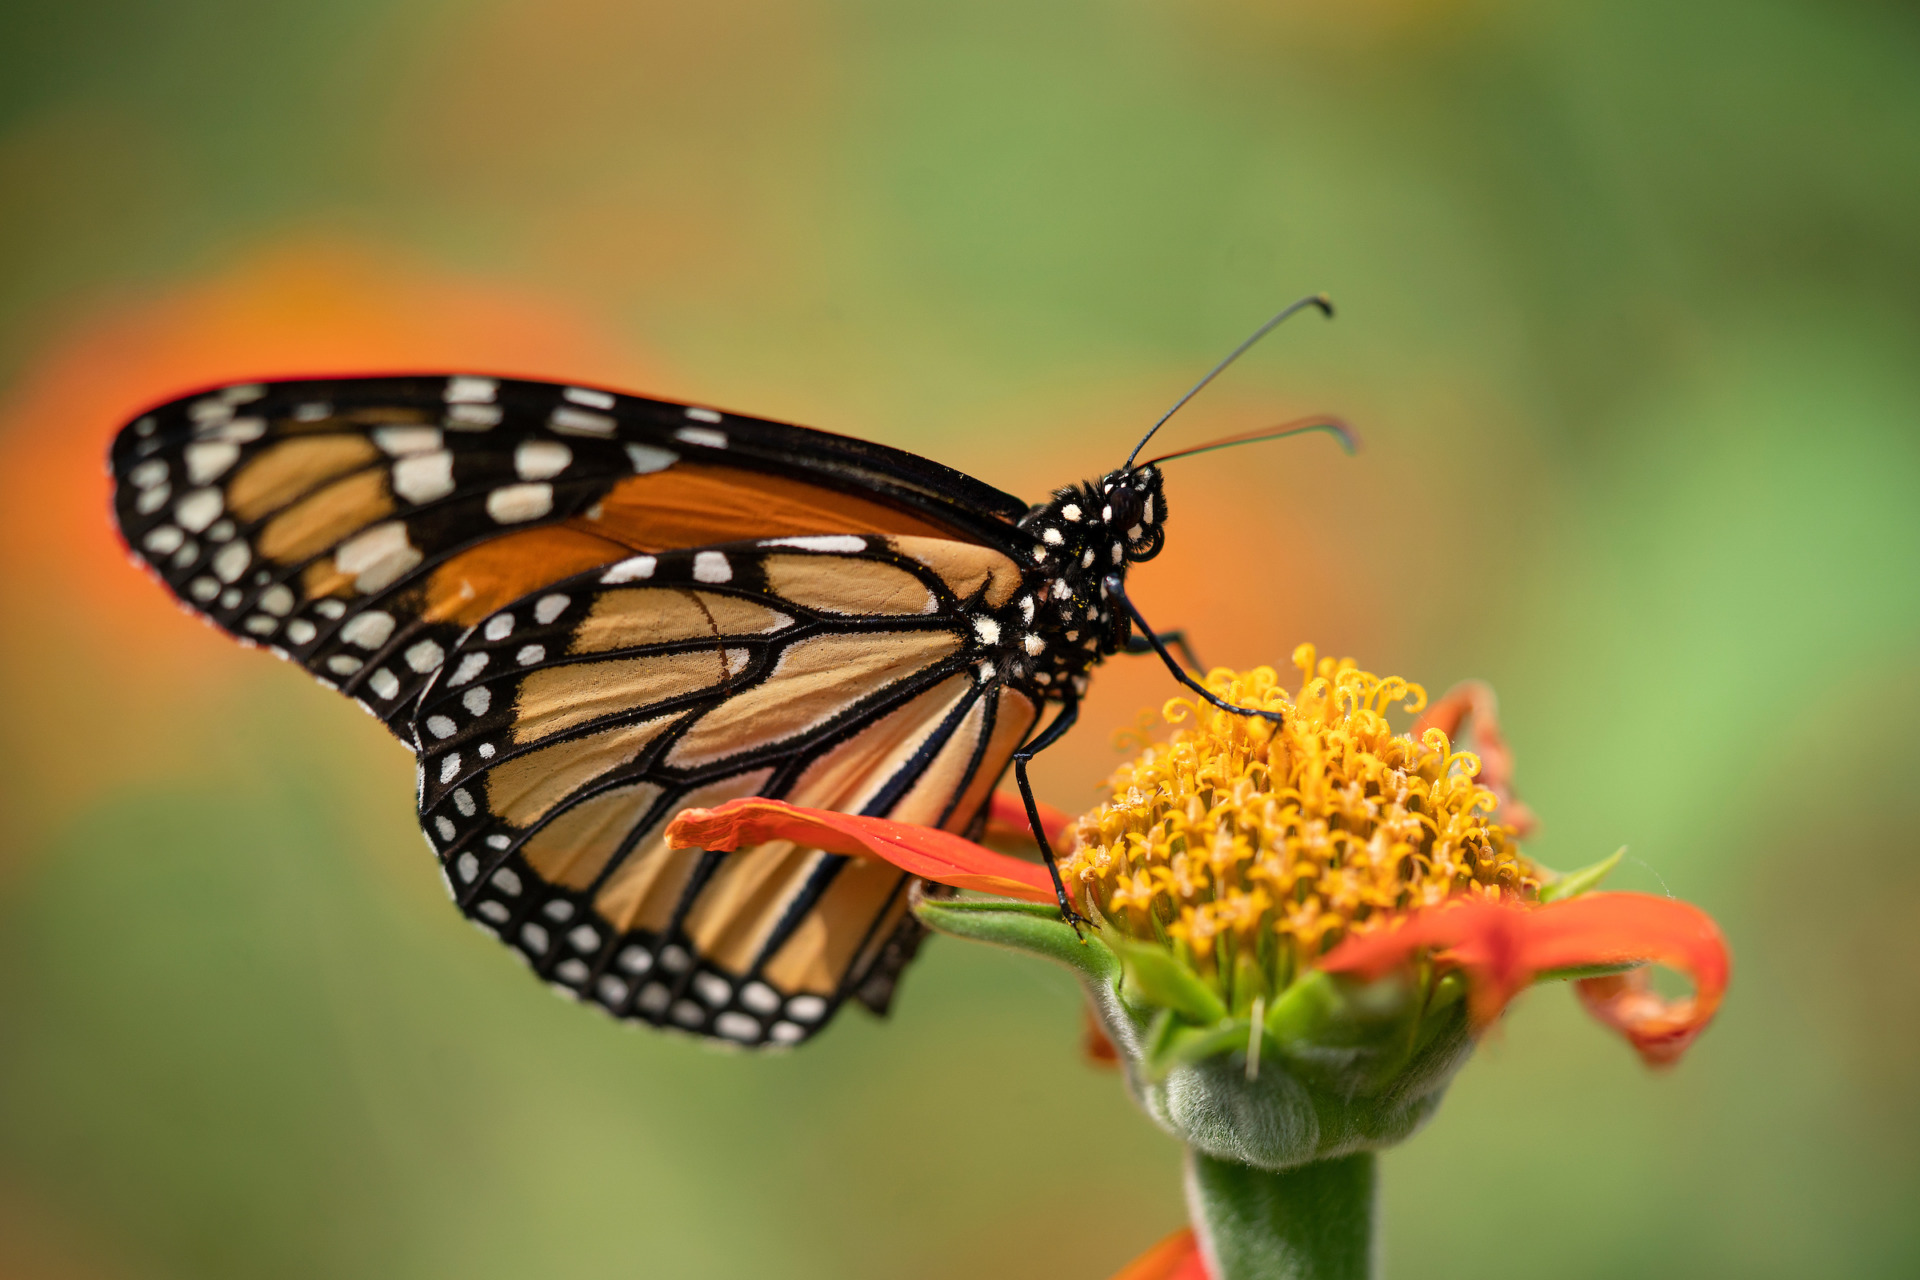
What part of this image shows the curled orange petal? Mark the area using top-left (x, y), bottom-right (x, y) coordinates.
top-left (665, 798), bottom-right (1058, 904)
top-left (986, 790), bottom-right (1075, 847)
top-left (1317, 892), bottom-right (1729, 1068)
top-left (1107, 1227), bottom-right (1210, 1280)
top-left (1412, 680), bottom-right (1537, 837)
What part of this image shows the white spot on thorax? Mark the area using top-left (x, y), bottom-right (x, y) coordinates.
top-left (972, 616), bottom-right (1000, 644)
top-left (1022, 634), bottom-right (1046, 656)
top-left (1062, 503), bottom-right (1081, 521)
top-left (1041, 527), bottom-right (1063, 545)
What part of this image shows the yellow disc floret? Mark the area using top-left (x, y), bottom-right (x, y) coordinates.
top-left (1061, 644), bottom-right (1541, 999)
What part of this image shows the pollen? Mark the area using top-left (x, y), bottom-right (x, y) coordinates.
top-left (1060, 644), bottom-right (1541, 996)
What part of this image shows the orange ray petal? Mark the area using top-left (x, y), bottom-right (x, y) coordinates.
top-left (665, 798), bottom-right (1057, 904)
top-left (986, 790), bottom-right (1075, 847)
top-left (1317, 892), bottom-right (1729, 1068)
top-left (1107, 1227), bottom-right (1210, 1280)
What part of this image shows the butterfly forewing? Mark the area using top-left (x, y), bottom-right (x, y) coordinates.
top-left (110, 376), bottom-right (1026, 741)
top-left (412, 538), bottom-right (1041, 1045)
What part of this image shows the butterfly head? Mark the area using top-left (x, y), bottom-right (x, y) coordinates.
top-left (1098, 464), bottom-right (1167, 565)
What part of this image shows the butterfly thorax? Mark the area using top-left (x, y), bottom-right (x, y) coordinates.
top-left (1003, 464), bottom-right (1167, 701)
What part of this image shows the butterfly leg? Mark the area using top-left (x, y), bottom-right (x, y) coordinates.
top-left (1125, 629), bottom-right (1204, 673)
top-left (1012, 694), bottom-right (1089, 932)
top-left (1104, 573), bottom-right (1284, 725)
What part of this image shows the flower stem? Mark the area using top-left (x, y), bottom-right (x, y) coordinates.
top-left (1185, 1149), bottom-right (1377, 1280)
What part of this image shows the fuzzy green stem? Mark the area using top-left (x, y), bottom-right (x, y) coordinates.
top-left (1186, 1149), bottom-right (1377, 1280)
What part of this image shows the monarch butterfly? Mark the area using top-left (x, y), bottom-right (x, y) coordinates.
top-left (108, 298), bottom-right (1346, 1048)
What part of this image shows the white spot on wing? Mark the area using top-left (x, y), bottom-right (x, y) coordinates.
top-left (445, 376), bottom-right (497, 403)
top-left (404, 638), bottom-right (444, 673)
top-left (373, 426), bottom-right (442, 456)
top-left (534, 593), bottom-right (569, 624)
top-left (692, 551), bottom-right (731, 583)
top-left (549, 407), bottom-right (614, 437)
top-left (285, 618), bottom-right (317, 645)
top-left (762, 535), bottom-right (867, 552)
top-left (483, 613), bottom-right (514, 641)
top-left (514, 439), bottom-right (572, 480)
top-left (185, 441), bottom-right (240, 484)
top-left (367, 668), bottom-right (401, 700)
top-left (212, 541), bottom-right (250, 583)
top-left (259, 584), bottom-right (294, 615)
top-left (684, 407), bottom-right (722, 423)
top-left (393, 450), bottom-right (456, 503)
top-left (486, 483), bottom-right (553, 523)
top-left (515, 644), bottom-right (545, 665)
top-left (439, 752), bottom-right (462, 784)
top-left (715, 1012), bottom-right (760, 1042)
top-left (334, 521), bottom-right (422, 593)
top-left (143, 525), bottom-right (184, 555)
top-left (601, 555), bottom-right (656, 583)
top-left (446, 402), bottom-right (501, 429)
top-left (340, 610), bottom-right (396, 649)
top-left (448, 652), bottom-right (489, 686)
top-left (674, 425), bottom-right (727, 448)
top-left (786, 994), bottom-right (828, 1022)
top-left (624, 443), bottom-right (676, 473)
top-left (563, 386), bottom-right (614, 410)
top-left (462, 686), bottom-right (491, 716)
top-left (174, 488), bottom-right (223, 532)
top-left (426, 715), bottom-right (456, 739)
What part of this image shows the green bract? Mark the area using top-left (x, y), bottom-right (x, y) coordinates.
top-left (914, 896), bottom-right (1476, 1171)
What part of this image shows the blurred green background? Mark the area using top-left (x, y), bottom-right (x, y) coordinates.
top-left (1, 1), bottom-right (1916, 1276)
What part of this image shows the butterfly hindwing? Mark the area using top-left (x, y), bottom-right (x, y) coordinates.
top-left (412, 537), bottom-right (1042, 1046)
top-left (109, 375), bottom-right (1028, 740)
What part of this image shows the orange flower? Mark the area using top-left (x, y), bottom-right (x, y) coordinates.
top-left (669, 647), bottom-right (1730, 1070)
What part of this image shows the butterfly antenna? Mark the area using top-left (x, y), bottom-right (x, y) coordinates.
top-left (1123, 293), bottom-right (1335, 470)
top-left (1143, 415), bottom-right (1359, 468)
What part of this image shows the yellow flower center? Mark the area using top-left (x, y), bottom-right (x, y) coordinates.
top-left (1061, 644), bottom-right (1541, 997)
